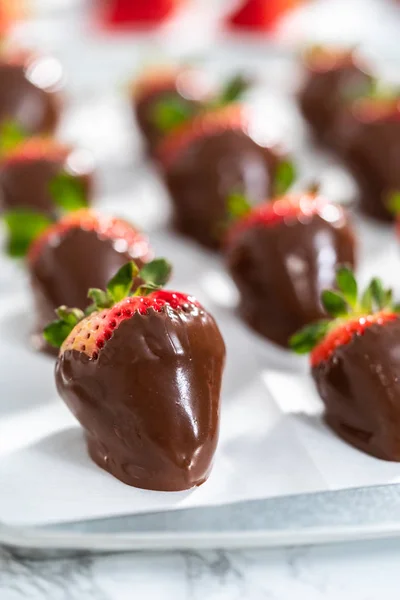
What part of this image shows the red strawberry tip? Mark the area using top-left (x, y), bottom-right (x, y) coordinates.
top-left (225, 190), bottom-right (326, 246)
top-left (157, 104), bottom-right (247, 169)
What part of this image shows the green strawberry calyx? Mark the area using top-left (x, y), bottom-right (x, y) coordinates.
top-left (150, 73), bottom-right (251, 134)
top-left (43, 258), bottom-right (172, 349)
top-left (290, 266), bottom-right (400, 354)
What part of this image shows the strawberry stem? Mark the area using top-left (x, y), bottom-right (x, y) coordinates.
top-left (42, 258), bottom-right (172, 349)
top-left (290, 266), bottom-right (400, 355)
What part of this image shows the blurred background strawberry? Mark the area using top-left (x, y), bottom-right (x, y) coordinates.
top-left (96, 0), bottom-right (184, 29)
top-left (227, 0), bottom-right (305, 32)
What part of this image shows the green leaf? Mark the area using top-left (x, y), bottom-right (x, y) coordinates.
top-left (289, 320), bottom-right (331, 354)
top-left (393, 303), bottom-right (400, 314)
top-left (370, 278), bottom-right (386, 310)
top-left (2, 209), bottom-right (52, 258)
top-left (43, 305), bottom-right (84, 349)
top-left (360, 282), bottom-right (373, 313)
top-left (0, 120), bottom-right (26, 154)
top-left (107, 261), bottom-right (139, 303)
top-left (139, 258), bottom-right (172, 288)
top-left (226, 192), bottom-right (252, 222)
top-left (49, 171), bottom-right (88, 212)
top-left (43, 320), bottom-right (75, 349)
top-left (367, 79), bottom-right (400, 101)
top-left (321, 290), bottom-right (349, 317)
top-left (386, 190), bottom-right (400, 216)
top-left (384, 288), bottom-right (393, 307)
top-left (87, 288), bottom-right (113, 310)
top-left (134, 282), bottom-right (162, 297)
top-left (273, 160), bottom-right (297, 196)
top-left (218, 74), bottom-right (250, 105)
top-left (55, 306), bottom-right (85, 325)
top-left (150, 96), bottom-right (194, 133)
top-left (336, 266), bottom-right (358, 309)
top-left (341, 75), bottom-right (374, 102)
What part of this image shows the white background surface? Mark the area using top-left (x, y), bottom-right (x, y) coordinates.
top-left (2, 0), bottom-right (400, 596)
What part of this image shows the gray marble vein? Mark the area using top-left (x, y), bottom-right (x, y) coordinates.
top-left (2, 540), bottom-right (400, 600)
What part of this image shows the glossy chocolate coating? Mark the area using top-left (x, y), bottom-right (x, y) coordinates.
top-left (56, 305), bottom-right (226, 490)
top-left (313, 319), bottom-right (400, 460)
top-left (165, 129), bottom-right (281, 249)
top-left (0, 155), bottom-right (93, 216)
top-left (343, 118), bottom-right (400, 221)
top-left (299, 61), bottom-right (370, 142)
top-left (0, 59), bottom-right (62, 135)
top-left (30, 228), bottom-right (146, 354)
top-left (226, 210), bottom-right (356, 347)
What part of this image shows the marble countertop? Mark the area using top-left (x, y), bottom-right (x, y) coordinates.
top-left (1, 538), bottom-right (400, 599)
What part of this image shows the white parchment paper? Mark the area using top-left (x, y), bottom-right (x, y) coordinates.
top-left (1, 47), bottom-right (400, 527)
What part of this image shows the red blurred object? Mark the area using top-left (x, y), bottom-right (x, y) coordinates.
top-left (97, 0), bottom-right (183, 29)
top-left (227, 0), bottom-right (303, 32)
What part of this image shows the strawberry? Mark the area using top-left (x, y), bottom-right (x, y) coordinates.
top-left (0, 48), bottom-right (62, 135)
top-left (226, 0), bottom-right (302, 32)
top-left (298, 46), bottom-right (371, 143)
top-left (132, 67), bottom-right (249, 156)
top-left (159, 104), bottom-right (294, 249)
top-left (97, 0), bottom-right (182, 29)
top-left (46, 260), bottom-right (226, 491)
top-left (332, 91), bottom-right (400, 222)
top-left (0, 132), bottom-right (94, 217)
top-left (290, 269), bottom-right (400, 461)
top-left (3, 208), bottom-right (151, 355)
top-left (225, 191), bottom-right (356, 346)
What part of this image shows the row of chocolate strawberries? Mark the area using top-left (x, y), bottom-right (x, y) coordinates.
top-left (0, 45), bottom-right (97, 221)
top-left (128, 61), bottom-right (400, 468)
top-left (299, 45), bottom-right (400, 222)
top-left (0, 49), bottom-right (226, 492)
top-left (129, 63), bottom-right (357, 347)
top-left (2, 50), bottom-right (400, 493)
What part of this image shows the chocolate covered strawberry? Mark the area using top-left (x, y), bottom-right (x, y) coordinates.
top-left (0, 48), bottom-right (63, 135)
top-left (334, 95), bottom-right (400, 221)
top-left (298, 46), bottom-right (371, 143)
top-left (132, 67), bottom-right (249, 155)
top-left (225, 191), bottom-right (356, 346)
top-left (291, 269), bottom-right (400, 461)
top-left (46, 260), bottom-right (226, 491)
top-left (5, 208), bottom-right (151, 354)
top-left (0, 133), bottom-right (94, 216)
top-left (159, 104), bottom-right (294, 249)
